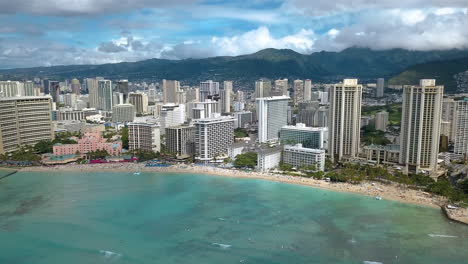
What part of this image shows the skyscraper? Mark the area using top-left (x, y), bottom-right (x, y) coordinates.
top-left (0, 81), bottom-right (22, 97)
top-left (160, 104), bottom-right (186, 134)
top-left (162, 79), bottom-right (181, 104)
top-left (400, 79), bottom-right (443, 174)
top-left (329, 79), bottom-right (363, 162)
top-left (255, 80), bottom-right (272, 98)
top-left (304, 79), bottom-right (312, 101)
top-left (97, 79), bottom-right (113, 111)
top-left (117, 80), bottom-right (129, 103)
top-left (24, 81), bottom-right (34, 96)
top-left (49, 81), bottom-right (60, 103)
top-left (375, 111), bottom-right (389, 132)
top-left (274, 79), bottom-right (288, 96)
top-left (221, 81), bottom-right (232, 113)
top-left (293, 79), bottom-right (304, 105)
top-left (86, 77), bottom-right (102, 109)
top-left (0, 96), bottom-right (54, 154)
top-left (128, 92), bottom-right (149, 114)
top-left (71, 78), bottom-right (81, 95)
top-left (128, 123), bottom-right (161, 152)
top-left (194, 115), bottom-right (235, 162)
top-left (376, 78), bottom-right (384, 97)
top-left (200, 80), bottom-right (220, 102)
top-left (112, 104), bottom-right (135, 123)
top-left (256, 96), bottom-right (289, 143)
top-left (453, 99), bottom-right (468, 156)
top-left (166, 125), bottom-right (195, 157)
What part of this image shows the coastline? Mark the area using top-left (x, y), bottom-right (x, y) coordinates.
top-left (19, 163), bottom-right (447, 209)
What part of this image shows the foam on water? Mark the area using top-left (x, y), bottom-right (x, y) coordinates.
top-left (363, 261), bottom-right (383, 264)
top-left (99, 250), bottom-right (122, 260)
top-left (212, 243), bottom-right (232, 249)
top-left (427, 234), bottom-right (458, 238)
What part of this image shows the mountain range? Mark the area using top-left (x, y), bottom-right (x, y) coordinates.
top-left (1, 47), bottom-right (468, 92)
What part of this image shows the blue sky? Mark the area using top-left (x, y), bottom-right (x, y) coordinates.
top-left (0, 0), bottom-right (468, 68)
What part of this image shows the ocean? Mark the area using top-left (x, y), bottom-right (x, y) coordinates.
top-left (0, 171), bottom-right (467, 264)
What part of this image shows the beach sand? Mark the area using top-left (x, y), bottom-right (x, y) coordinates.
top-left (20, 163), bottom-right (447, 209)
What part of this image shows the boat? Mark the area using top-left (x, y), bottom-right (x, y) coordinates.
top-left (133, 172), bottom-right (141, 175)
top-left (375, 196), bottom-right (382, 200)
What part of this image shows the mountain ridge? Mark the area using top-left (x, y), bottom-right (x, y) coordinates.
top-left (2, 47), bottom-right (468, 90)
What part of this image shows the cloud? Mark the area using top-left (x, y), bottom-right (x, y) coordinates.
top-left (283, 0), bottom-right (468, 16)
top-left (0, 0), bottom-right (199, 16)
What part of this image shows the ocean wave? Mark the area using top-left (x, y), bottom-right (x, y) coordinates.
top-left (363, 261), bottom-right (383, 264)
top-left (428, 234), bottom-right (458, 238)
top-left (100, 250), bottom-right (122, 260)
top-left (212, 243), bottom-right (232, 249)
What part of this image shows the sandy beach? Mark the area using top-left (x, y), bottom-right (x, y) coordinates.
top-left (19, 163), bottom-right (448, 209)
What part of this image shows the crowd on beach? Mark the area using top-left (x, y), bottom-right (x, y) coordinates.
top-left (20, 162), bottom-right (448, 209)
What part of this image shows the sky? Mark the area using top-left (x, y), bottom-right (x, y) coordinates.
top-left (1, 0), bottom-right (468, 68)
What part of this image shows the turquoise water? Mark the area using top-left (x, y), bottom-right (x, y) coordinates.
top-left (0, 171), bottom-right (467, 264)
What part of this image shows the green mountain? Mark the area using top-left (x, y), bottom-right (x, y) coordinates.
top-left (2, 47), bottom-right (468, 88)
top-left (389, 57), bottom-right (468, 92)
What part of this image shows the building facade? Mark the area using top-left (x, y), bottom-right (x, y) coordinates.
top-left (0, 96), bottom-right (54, 154)
top-left (112, 104), bottom-right (135, 123)
top-left (375, 111), bottom-right (389, 132)
top-left (256, 96), bottom-right (289, 143)
top-left (280, 123), bottom-right (328, 149)
top-left (193, 115), bottom-right (234, 162)
top-left (53, 127), bottom-right (122, 156)
top-left (129, 92), bottom-right (149, 114)
top-left (282, 144), bottom-right (326, 171)
top-left (329, 79), bottom-right (363, 162)
top-left (166, 125), bottom-right (195, 157)
top-left (454, 99), bottom-right (468, 156)
top-left (400, 79), bottom-right (443, 173)
top-left (128, 123), bottom-right (161, 153)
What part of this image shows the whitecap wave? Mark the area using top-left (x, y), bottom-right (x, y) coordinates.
top-left (100, 250), bottom-right (122, 260)
top-left (363, 261), bottom-right (383, 264)
top-left (428, 234), bottom-right (458, 238)
top-left (212, 243), bottom-right (232, 249)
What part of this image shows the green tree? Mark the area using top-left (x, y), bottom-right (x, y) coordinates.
top-left (121, 127), bottom-right (129, 149)
top-left (233, 152), bottom-right (257, 168)
top-left (234, 128), bottom-right (249, 138)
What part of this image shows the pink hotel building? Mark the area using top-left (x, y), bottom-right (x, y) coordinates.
top-left (53, 127), bottom-right (122, 156)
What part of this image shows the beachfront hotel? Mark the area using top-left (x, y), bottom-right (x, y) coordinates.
top-left (400, 79), bottom-right (443, 174)
top-left (329, 79), bottom-right (363, 162)
top-left (193, 115), bottom-right (235, 162)
top-left (128, 123), bottom-right (161, 153)
top-left (256, 96), bottom-right (290, 143)
top-left (53, 126), bottom-right (122, 156)
top-left (0, 96), bottom-right (54, 154)
top-left (282, 144), bottom-right (326, 171)
top-left (280, 123), bottom-right (328, 149)
top-left (165, 125), bottom-right (195, 157)
top-left (453, 99), bottom-right (468, 156)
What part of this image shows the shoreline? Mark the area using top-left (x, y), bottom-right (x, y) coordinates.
top-left (19, 163), bottom-right (446, 209)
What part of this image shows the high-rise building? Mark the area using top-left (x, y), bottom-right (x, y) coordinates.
top-left (400, 79), bottom-right (443, 173)
top-left (233, 111), bottom-right (253, 129)
top-left (97, 79), bottom-right (113, 111)
top-left (128, 123), bottom-right (161, 153)
top-left (304, 79), bottom-right (312, 101)
top-left (441, 98), bottom-right (458, 141)
top-left (453, 99), bottom-right (468, 156)
top-left (376, 78), bottom-right (384, 97)
top-left (194, 115), bottom-right (234, 162)
top-left (283, 144), bottom-right (326, 171)
top-left (280, 123), bottom-right (328, 149)
top-left (86, 78), bottom-right (101, 109)
top-left (0, 96), bottom-right (54, 154)
top-left (0, 81), bottom-right (22, 97)
top-left (160, 104), bottom-right (186, 134)
top-left (255, 80), bottom-right (272, 98)
top-left (71, 78), bottom-right (81, 95)
top-left (257, 146), bottom-right (282, 172)
top-left (49, 81), bottom-right (60, 103)
top-left (117, 80), bottom-right (129, 103)
top-left (221, 81), bottom-right (232, 113)
top-left (375, 111), bottom-right (389, 132)
top-left (186, 87), bottom-right (200, 103)
top-left (192, 100), bottom-right (219, 119)
top-left (166, 125), bottom-right (195, 157)
top-left (63, 93), bottom-right (78, 109)
top-left (329, 79), bottom-right (363, 162)
top-left (112, 104), bottom-right (135, 123)
top-left (24, 81), bottom-right (34, 96)
top-left (128, 92), bottom-right (149, 114)
top-left (293, 79), bottom-right (304, 105)
top-left (256, 96), bottom-right (289, 143)
top-left (162, 79), bottom-right (181, 104)
top-left (199, 80), bottom-right (220, 102)
top-left (274, 79), bottom-right (288, 96)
